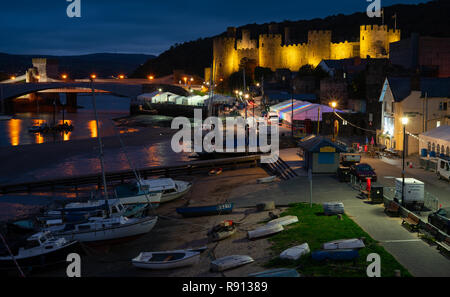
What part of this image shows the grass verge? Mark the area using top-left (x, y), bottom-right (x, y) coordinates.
top-left (265, 203), bottom-right (412, 277)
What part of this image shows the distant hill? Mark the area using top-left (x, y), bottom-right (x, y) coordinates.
top-left (0, 53), bottom-right (155, 79)
top-left (131, 0), bottom-right (449, 78)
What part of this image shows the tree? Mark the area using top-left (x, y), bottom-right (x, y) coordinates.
top-left (254, 67), bottom-right (274, 82)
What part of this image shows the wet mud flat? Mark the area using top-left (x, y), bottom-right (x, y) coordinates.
top-left (34, 167), bottom-right (286, 277)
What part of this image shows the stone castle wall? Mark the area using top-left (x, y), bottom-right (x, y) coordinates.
top-left (213, 25), bottom-right (400, 80)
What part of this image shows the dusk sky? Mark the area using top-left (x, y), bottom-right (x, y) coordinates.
top-left (0, 0), bottom-right (429, 56)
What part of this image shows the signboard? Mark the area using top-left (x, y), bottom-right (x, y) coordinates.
top-left (320, 146), bottom-right (336, 153)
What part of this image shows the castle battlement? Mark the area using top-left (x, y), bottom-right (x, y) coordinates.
top-left (213, 24), bottom-right (400, 79)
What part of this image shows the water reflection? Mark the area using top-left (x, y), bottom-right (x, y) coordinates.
top-left (8, 119), bottom-right (21, 146)
top-left (88, 120), bottom-right (98, 138)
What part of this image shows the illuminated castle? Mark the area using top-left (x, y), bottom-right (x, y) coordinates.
top-left (210, 24), bottom-right (400, 81)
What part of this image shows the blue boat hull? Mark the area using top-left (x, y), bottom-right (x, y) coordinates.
top-left (311, 249), bottom-right (359, 261)
top-left (176, 203), bottom-right (234, 218)
top-left (249, 268), bottom-right (300, 277)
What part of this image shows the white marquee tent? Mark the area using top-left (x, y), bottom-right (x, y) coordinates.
top-left (419, 125), bottom-right (450, 156)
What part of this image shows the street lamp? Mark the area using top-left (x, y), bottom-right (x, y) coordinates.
top-left (148, 75), bottom-right (154, 80)
top-left (118, 74), bottom-right (125, 79)
top-left (61, 74), bottom-right (68, 80)
top-left (401, 116), bottom-right (408, 206)
top-left (330, 101), bottom-right (338, 141)
top-left (10, 75), bottom-right (16, 80)
top-left (90, 74), bottom-right (97, 80)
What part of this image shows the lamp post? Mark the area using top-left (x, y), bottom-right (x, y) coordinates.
top-left (330, 101), bottom-right (337, 142)
top-left (401, 117), bottom-right (408, 206)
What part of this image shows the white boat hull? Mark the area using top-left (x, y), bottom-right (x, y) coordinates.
top-left (55, 216), bottom-right (158, 243)
top-left (118, 192), bottom-right (162, 206)
top-left (257, 176), bottom-right (277, 184)
top-left (280, 243), bottom-right (310, 261)
top-left (132, 250), bottom-right (200, 270)
top-left (160, 181), bottom-right (192, 203)
top-left (267, 215), bottom-right (299, 227)
top-left (322, 238), bottom-right (365, 250)
top-left (247, 223), bottom-right (284, 239)
top-left (210, 255), bottom-right (254, 272)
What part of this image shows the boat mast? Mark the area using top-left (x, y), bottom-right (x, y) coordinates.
top-left (90, 78), bottom-right (109, 214)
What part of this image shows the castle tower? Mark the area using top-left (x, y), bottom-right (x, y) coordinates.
top-left (213, 28), bottom-right (238, 82)
top-left (32, 58), bottom-right (59, 82)
top-left (259, 33), bottom-right (282, 70)
top-left (307, 30), bottom-right (331, 66)
top-left (284, 27), bottom-right (292, 45)
top-left (360, 25), bottom-right (400, 58)
top-left (237, 29), bottom-right (257, 50)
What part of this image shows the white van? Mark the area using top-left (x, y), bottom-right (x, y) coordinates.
top-left (437, 157), bottom-right (450, 181)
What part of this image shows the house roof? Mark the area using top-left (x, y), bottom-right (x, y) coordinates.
top-left (387, 77), bottom-right (411, 102)
top-left (298, 136), bottom-right (347, 153)
top-left (420, 78), bottom-right (450, 98)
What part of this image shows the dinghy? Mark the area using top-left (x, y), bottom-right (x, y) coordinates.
top-left (134, 178), bottom-right (192, 203)
top-left (248, 268), bottom-right (300, 277)
top-left (207, 220), bottom-right (236, 242)
top-left (322, 238), bottom-right (365, 250)
top-left (210, 255), bottom-right (254, 272)
top-left (132, 249), bottom-right (201, 270)
top-left (208, 168), bottom-right (223, 176)
top-left (257, 176), bottom-right (277, 184)
top-left (176, 202), bottom-right (234, 218)
top-left (280, 243), bottom-right (310, 261)
top-left (267, 215), bottom-right (299, 227)
top-left (247, 223), bottom-right (284, 240)
top-left (311, 249), bottom-right (359, 261)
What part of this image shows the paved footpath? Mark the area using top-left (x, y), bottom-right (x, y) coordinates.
top-left (230, 172), bottom-right (450, 277)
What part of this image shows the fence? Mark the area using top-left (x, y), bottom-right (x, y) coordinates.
top-left (383, 186), bottom-right (439, 212)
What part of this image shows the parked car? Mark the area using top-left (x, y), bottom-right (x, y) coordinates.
top-left (350, 163), bottom-right (377, 182)
top-left (428, 207), bottom-right (450, 235)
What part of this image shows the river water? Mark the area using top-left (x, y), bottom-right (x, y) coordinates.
top-left (0, 94), bottom-right (191, 221)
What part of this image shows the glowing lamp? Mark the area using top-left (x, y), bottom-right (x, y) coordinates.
top-left (90, 74), bottom-right (97, 80)
top-left (61, 74), bottom-right (68, 80)
top-left (401, 117), bottom-right (408, 125)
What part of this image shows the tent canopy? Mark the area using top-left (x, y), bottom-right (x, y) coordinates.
top-left (270, 99), bottom-right (344, 122)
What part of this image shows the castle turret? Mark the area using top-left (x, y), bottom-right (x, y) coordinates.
top-left (237, 29), bottom-right (257, 50)
top-left (213, 34), bottom-right (238, 82)
top-left (307, 30), bottom-right (331, 66)
top-left (360, 25), bottom-right (400, 58)
top-left (259, 33), bottom-right (282, 70)
top-left (284, 27), bottom-right (292, 45)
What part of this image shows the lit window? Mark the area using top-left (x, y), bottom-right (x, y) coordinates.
top-left (437, 121), bottom-right (441, 127)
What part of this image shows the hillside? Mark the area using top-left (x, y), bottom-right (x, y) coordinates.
top-left (0, 53), bottom-right (155, 79)
top-left (131, 0), bottom-right (449, 78)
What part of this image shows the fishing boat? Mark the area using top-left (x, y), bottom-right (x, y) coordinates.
top-left (138, 178), bottom-right (192, 203)
top-left (311, 249), bottom-right (359, 261)
top-left (207, 220), bottom-right (236, 242)
top-left (176, 202), bottom-right (234, 218)
top-left (0, 231), bottom-right (80, 271)
top-left (280, 243), bottom-right (310, 261)
top-left (45, 215), bottom-right (158, 244)
top-left (132, 249), bottom-right (201, 270)
top-left (248, 268), bottom-right (300, 277)
top-left (210, 255), bottom-right (254, 272)
top-left (247, 223), bottom-right (284, 240)
top-left (267, 215), bottom-right (299, 227)
top-left (114, 182), bottom-right (163, 206)
top-left (322, 238), bottom-right (365, 250)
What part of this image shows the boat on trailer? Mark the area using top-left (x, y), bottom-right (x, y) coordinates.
top-left (176, 202), bottom-right (234, 218)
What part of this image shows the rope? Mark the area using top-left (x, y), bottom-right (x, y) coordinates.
top-left (112, 123), bottom-right (157, 216)
top-left (0, 232), bottom-right (25, 277)
top-left (333, 111), bottom-right (377, 134)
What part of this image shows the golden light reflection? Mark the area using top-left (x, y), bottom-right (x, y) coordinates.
top-left (35, 133), bottom-right (44, 144)
top-left (8, 119), bottom-right (21, 146)
top-left (88, 120), bottom-right (98, 138)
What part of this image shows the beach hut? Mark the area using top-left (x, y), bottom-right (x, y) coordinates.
top-left (298, 136), bottom-right (347, 173)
